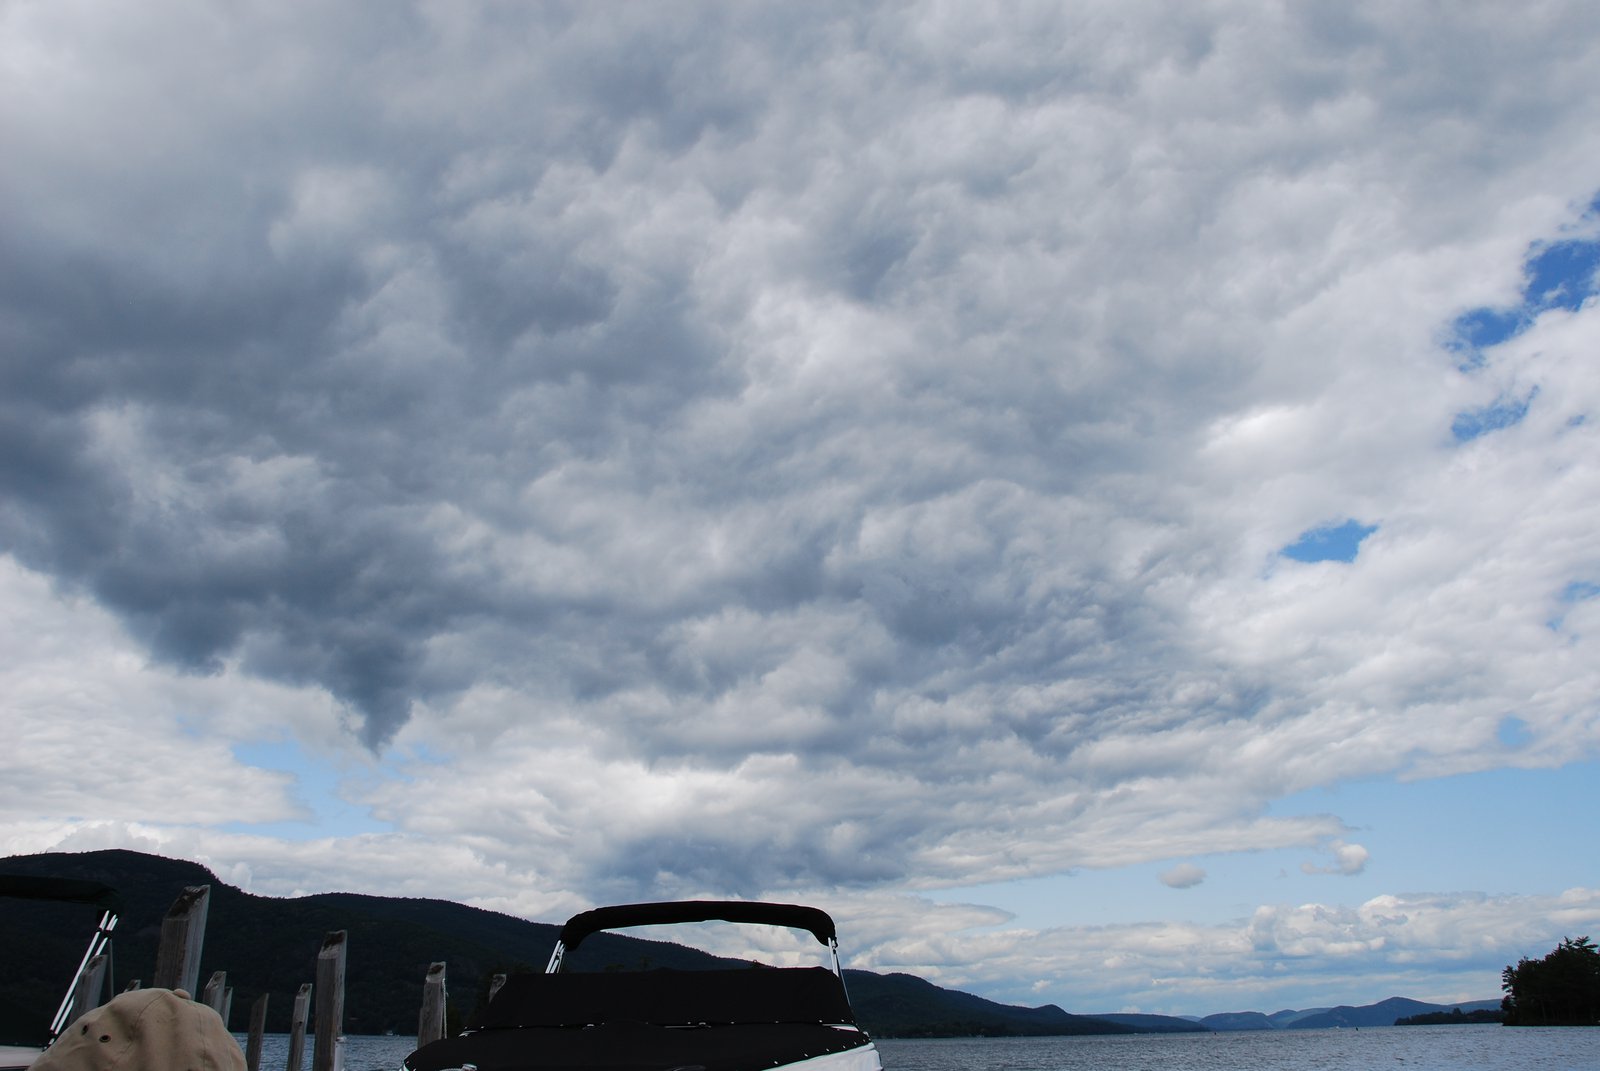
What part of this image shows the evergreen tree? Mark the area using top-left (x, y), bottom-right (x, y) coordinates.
top-left (1501, 936), bottom-right (1600, 1026)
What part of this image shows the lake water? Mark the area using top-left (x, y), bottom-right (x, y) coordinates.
top-left (248, 1025), bottom-right (1600, 1071)
top-left (875, 1026), bottom-right (1599, 1071)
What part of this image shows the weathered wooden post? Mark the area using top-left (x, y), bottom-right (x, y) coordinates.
top-left (246, 993), bottom-right (269, 1071)
top-left (203, 971), bottom-right (228, 1019)
top-left (286, 983), bottom-right (312, 1071)
top-left (153, 885), bottom-right (211, 995)
top-left (313, 931), bottom-right (347, 1071)
top-left (417, 962), bottom-right (447, 1049)
top-left (488, 973), bottom-right (507, 1005)
top-left (67, 953), bottom-right (109, 1025)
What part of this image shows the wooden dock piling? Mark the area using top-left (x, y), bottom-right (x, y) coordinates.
top-left (153, 885), bottom-right (211, 995)
top-left (286, 983), bottom-right (312, 1071)
top-left (203, 970), bottom-right (227, 1019)
top-left (246, 993), bottom-right (269, 1071)
top-left (312, 931), bottom-right (347, 1071)
top-left (417, 962), bottom-right (447, 1049)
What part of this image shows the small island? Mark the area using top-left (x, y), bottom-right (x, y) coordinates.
top-left (1500, 936), bottom-right (1600, 1026)
top-left (1395, 1007), bottom-right (1504, 1026)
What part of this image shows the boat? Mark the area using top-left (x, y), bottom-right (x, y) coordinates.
top-left (403, 900), bottom-right (881, 1071)
top-left (0, 877), bottom-right (121, 1071)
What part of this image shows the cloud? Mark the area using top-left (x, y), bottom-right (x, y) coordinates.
top-left (852, 886), bottom-right (1600, 1014)
top-left (1160, 863), bottom-right (1207, 889)
top-left (3, 0), bottom-right (1600, 919)
top-left (0, 558), bottom-right (314, 827)
top-left (1302, 841), bottom-right (1372, 877)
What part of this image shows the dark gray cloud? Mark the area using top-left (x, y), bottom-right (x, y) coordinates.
top-left (0, 3), bottom-right (774, 745)
top-left (5, 0), bottom-right (1600, 905)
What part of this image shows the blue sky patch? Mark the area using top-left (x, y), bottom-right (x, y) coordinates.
top-left (1546, 580), bottom-right (1599, 631)
top-left (1448, 192), bottom-right (1600, 368)
top-left (1496, 715), bottom-right (1534, 749)
top-left (1524, 238), bottom-right (1600, 312)
top-left (225, 739), bottom-right (395, 840)
top-left (1452, 387), bottom-right (1537, 442)
top-left (1266, 762), bottom-right (1600, 900)
top-left (1561, 580), bottom-right (1600, 603)
top-left (1281, 520), bottom-right (1377, 563)
top-left (1450, 307), bottom-right (1524, 356)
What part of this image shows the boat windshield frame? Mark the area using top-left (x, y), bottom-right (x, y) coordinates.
top-left (545, 900), bottom-right (844, 978)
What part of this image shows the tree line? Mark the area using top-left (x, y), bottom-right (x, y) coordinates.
top-left (1501, 936), bottom-right (1599, 1026)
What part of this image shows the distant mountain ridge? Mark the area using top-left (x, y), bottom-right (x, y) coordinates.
top-left (1199, 995), bottom-right (1502, 1031)
top-left (842, 971), bottom-right (1148, 1037)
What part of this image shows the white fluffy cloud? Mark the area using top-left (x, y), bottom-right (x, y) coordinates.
top-left (1160, 863), bottom-right (1208, 889)
top-left (1302, 841), bottom-right (1370, 877)
top-left (850, 886), bottom-right (1600, 1014)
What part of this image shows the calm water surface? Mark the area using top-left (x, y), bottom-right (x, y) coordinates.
top-left (876, 1026), bottom-right (1599, 1071)
top-left (247, 1025), bottom-right (1600, 1071)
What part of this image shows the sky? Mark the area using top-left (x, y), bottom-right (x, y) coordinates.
top-left (3, 1), bottom-right (1599, 1018)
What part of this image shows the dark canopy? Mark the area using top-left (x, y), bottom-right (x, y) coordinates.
top-left (0, 876), bottom-right (121, 912)
top-left (558, 900), bottom-right (837, 951)
top-left (483, 967), bottom-right (856, 1029)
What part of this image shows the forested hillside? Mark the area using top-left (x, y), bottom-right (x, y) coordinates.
top-left (1, 850), bottom-right (1141, 1041)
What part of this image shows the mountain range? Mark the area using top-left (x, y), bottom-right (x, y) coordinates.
top-left (0, 850), bottom-right (1496, 1043)
top-left (1187, 995), bottom-right (1502, 1031)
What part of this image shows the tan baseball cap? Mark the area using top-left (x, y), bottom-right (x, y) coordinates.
top-left (32, 989), bottom-right (245, 1071)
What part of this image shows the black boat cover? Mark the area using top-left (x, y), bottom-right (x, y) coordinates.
top-left (557, 901), bottom-right (837, 951)
top-left (0, 877), bottom-right (121, 912)
top-left (405, 968), bottom-right (869, 1071)
top-left (482, 968), bottom-right (856, 1029)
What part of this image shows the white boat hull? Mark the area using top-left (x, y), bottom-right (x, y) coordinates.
top-left (0, 1045), bottom-right (41, 1070)
top-left (779, 1044), bottom-right (881, 1070)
